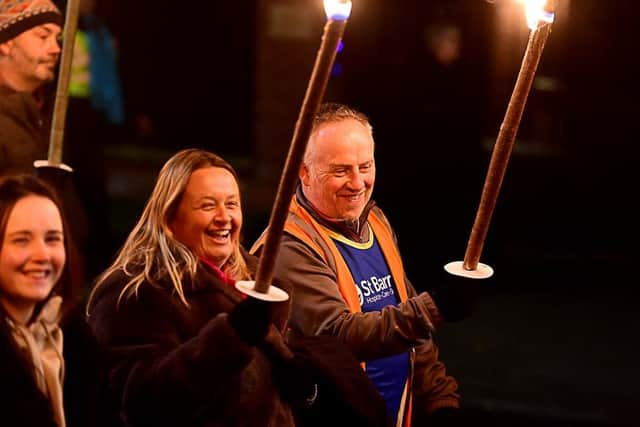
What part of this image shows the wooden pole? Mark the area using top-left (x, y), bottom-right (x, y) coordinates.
top-left (252, 17), bottom-right (348, 294)
top-left (47, 0), bottom-right (81, 165)
top-left (446, 0), bottom-right (556, 278)
top-left (463, 20), bottom-right (553, 271)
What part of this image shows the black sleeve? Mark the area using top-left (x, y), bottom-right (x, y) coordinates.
top-left (88, 282), bottom-right (256, 426)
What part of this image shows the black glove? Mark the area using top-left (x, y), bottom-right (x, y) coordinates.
top-left (34, 163), bottom-right (73, 190)
top-left (227, 296), bottom-right (272, 345)
top-left (428, 407), bottom-right (470, 427)
top-left (271, 352), bottom-right (317, 408)
top-left (429, 271), bottom-right (492, 322)
top-left (286, 334), bottom-right (394, 427)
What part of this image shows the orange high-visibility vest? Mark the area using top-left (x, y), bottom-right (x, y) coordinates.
top-left (251, 196), bottom-right (414, 426)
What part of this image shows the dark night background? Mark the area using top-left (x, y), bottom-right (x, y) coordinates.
top-left (56, 0), bottom-right (639, 425)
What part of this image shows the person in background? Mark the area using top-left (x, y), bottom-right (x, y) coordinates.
top-left (0, 0), bottom-right (62, 174)
top-left (87, 148), bottom-right (394, 427)
top-left (66, 0), bottom-right (124, 281)
top-left (252, 102), bottom-right (491, 426)
top-left (69, 0), bottom-right (124, 128)
top-left (0, 174), bottom-right (100, 427)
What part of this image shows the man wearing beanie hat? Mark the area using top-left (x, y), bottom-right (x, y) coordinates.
top-left (0, 1), bottom-right (93, 292)
top-left (0, 0), bottom-right (63, 174)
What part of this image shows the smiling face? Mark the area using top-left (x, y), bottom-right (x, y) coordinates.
top-left (301, 118), bottom-right (376, 221)
top-left (0, 195), bottom-right (65, 324)
top-left (169, 167), bottom-right (242, 267)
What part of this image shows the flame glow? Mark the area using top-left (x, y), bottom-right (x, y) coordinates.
top-left (518, 0), bottom-right (555, 30)
top-left (323, 0), bottom-right (352, 21)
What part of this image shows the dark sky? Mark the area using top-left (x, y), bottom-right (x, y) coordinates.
top-left (71, 0), bottom-right (638, 308)
top-left (89, 0), bottom-right (639, 308)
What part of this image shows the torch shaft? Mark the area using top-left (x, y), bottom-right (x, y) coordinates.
top-left (48, 0), bottom-right (81, 165)
top-left (463, 22), bottom-right (552, 271)
top-left (253, 19), bottom-right (347, 293)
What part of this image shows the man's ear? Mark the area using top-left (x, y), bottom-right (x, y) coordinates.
top-left (299, 164), bottom-right (310, 187)
top-left (0, 41), bottom-right (11, 56)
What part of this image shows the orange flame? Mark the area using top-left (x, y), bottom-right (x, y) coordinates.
top-left (518, 0), bottom-right (556, 30)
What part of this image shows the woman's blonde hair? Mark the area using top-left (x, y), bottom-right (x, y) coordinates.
top-left (89, 149), bottom-right (250, 309)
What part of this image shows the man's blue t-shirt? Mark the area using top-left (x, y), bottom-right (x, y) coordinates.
top-left (333, 231), bottom-right (409, 424)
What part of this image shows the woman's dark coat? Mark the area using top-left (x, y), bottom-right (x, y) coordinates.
top-left (0, 304), bottom-right (101, 427)
top-left (87, 253), bottom-right (296, 427)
